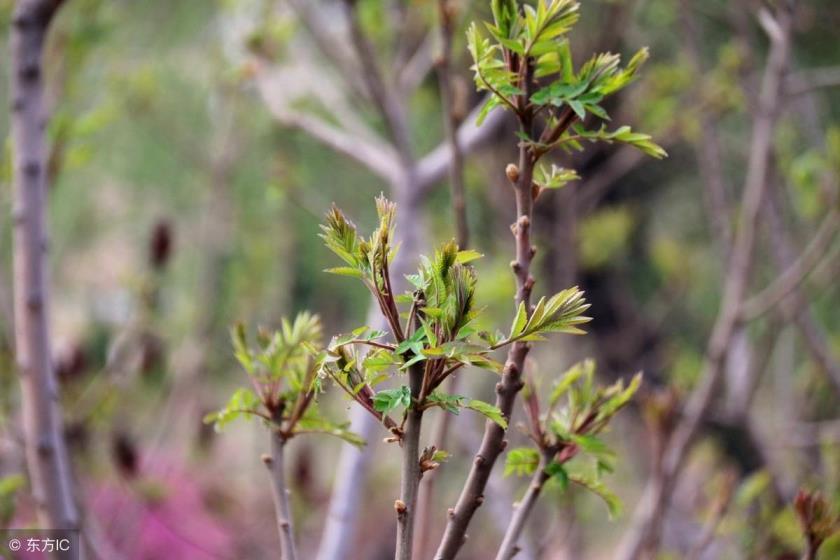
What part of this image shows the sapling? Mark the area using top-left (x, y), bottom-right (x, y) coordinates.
top-left (206, 313), bottom-right (363, 560)
top-left (497, 360), bottom-right (641, 559)
top-left (435, 1), bottom-right (664, 557)
top-left (213, 1), bottom-right (665, 558)
top-left (318, 196), bottom-right (591, 560)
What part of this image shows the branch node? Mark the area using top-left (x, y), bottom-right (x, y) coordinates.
top-left (506, 163), bottom-right (520, 183)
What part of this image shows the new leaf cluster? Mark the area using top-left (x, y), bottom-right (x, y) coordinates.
top-left (319, 197), bottom-right (593, 439)
top-left (506, 359), bottom-right (642, 517)
top-left (469, 0), bottom-right (666, 190)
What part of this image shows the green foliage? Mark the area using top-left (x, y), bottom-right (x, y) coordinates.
top-left (425, 392), bottom-right (508, 428)
top-left (0, 474), bottom-right (25, 526)
top-left (504, 447), bottom-right (541, 476)
top-left (320, 195), bottom-right (398, 293)
top-left (372, 386), bottom-right (411, 414)
top-left (467, 0), bottom-right (665, 160)
top-left (209, 313), bottom-right (363, 446)
top-left (204, 387), bottom-right (261, 432)
top-left (319, 198), bottom-right (591, 429)
top-left (534, 163), bottom-right (580, 190)
top-left (551, 124), bottom-right (668, 159)
top-left (507, 287), bottom-right (591, 342)
top-left (505, 359), bottom-right (640, 518)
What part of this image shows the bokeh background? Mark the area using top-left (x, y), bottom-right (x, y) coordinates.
top-left (0, 0), bottom-right (838, 558)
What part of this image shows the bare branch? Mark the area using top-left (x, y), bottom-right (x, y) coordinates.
top-left (616, 3), bottom-right (796, 557)
top-left (740, 208), bottom-right (839, 321)
top-left (284, 0), bottom-right (368, 97)
top-left (263, 433), bottom-right (298, 560)
top-left (416, 101), bottom-right (507, 192)
top-left (763, 178), bottom-right (840, 395)
top-left (785, 66), bottom-right (840, 97)
top-left (255, 71), bottom-right (403, 184)
top-left (342, 0), bottom-right (413, 164)
top-left (397, 31), bottom-right (436, 95)
top-left (680, 0), bottom-right (733, 250)
top-left (436, 0), bottom-right (469, 248)
top-left (435, 97), bottom-right (540, 560)
top-left (10, 0), bottom-right (81, 544)
top-left (494, 452), bottom-right (552, 560)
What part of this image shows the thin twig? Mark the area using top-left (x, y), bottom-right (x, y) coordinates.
top-left (494, 452), bottom-right (553, 560)
top-left (263, 432), bottom-right (298, 560)
top-left (739, 208), bottom-right (839, 321)
top-left (435, 61), bottom-right (543, 559)
top-left (616, 3), bottom-right (796, 557)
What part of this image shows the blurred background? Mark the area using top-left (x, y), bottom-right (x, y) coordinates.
top-left (0, 0), bottom-right (838, 558)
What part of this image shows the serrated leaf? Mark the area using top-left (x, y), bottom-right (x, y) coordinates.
top-left (466, 399), bottom-right (507, 428)
top-left (324, 267), bottom-right (363, 278)
top-left (571, 474), bottom-right (622, 518)
top-left (510, 301), bottom-right (528, 338)
top-left (455, 249), bottom-right (484, 264)
top-left (545, 460), bottom-right (569, 491)
top-left (372, 386), bottom-right (411, 413)
top-left (505, 447), bottom-right (540, 476)
top-left (205, 388), bottom-right (261, 432)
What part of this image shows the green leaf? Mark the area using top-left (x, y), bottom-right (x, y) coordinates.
top-left (535, 163), bottom-right (580, 190)
top-left (432, 449), bottom-right (451, 462)
top-left (372, 386), bottom-right (411, 413)
top-left (204, 388), bottom-right (261, 432)
top-left (296, 405), bottom-right (365, 448)
top-left (455, 249), bottom-right (484, 264)
top-left (510, 301), bottom-right (528, 338)
top-left (510, 287), bottom-right (591, 344)
top-left (570, 434), bottom-right (615, 462)
top-left (550, 359), bottom-right (592, 405)
top-left (504, 447), bottom-right (540, 476)
top-left (324, 267), bottom-right (364, 278)
top-left (545, 461), bottom-right (569, 491)
top-left (571, 473), bottom-right (623, 518)
top-left (466, 399), bottom-right (508, 428)
top-left (426, 391), bottom-right (466, 413)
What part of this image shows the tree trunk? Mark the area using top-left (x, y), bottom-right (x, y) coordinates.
top-left (10, 0), bottom-right (80, 549)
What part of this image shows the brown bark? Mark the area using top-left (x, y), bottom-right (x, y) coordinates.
top-left (10, 0), bottom-right (80, 548)
top-left (395, 362), bottom-right (426, 560)
top-left (434, 123), bottom-right (537, 559)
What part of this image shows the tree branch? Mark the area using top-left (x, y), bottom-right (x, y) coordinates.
top-left (416, 101), bottom-right (508, 193)
top-left (263, 432), bottom-right (298, 560)
top-left (10, 0), bottom-right (81, 548)
top-left (616, 3), bottom-right (795, 557)
top-left (342, 0), bottom-right (414, 165)
top-left (255, 73), bottom-right (403, 184)
top-left (434, 101), bottom-right (539, 560)
top-left (395, 362), bottom-right (426, 560)
top-left (739, 208), bottom-right (839, 321)
top-left (413, 5), bottom-right (470, 556)
top-left (785, 66), bottom-right (840, 97)
top-left (436, 0), bottom-right (469, 249)
top-left (494, 452), bottom-right (552, 560)
top-left (284, 0), bottom-right (368, 98)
